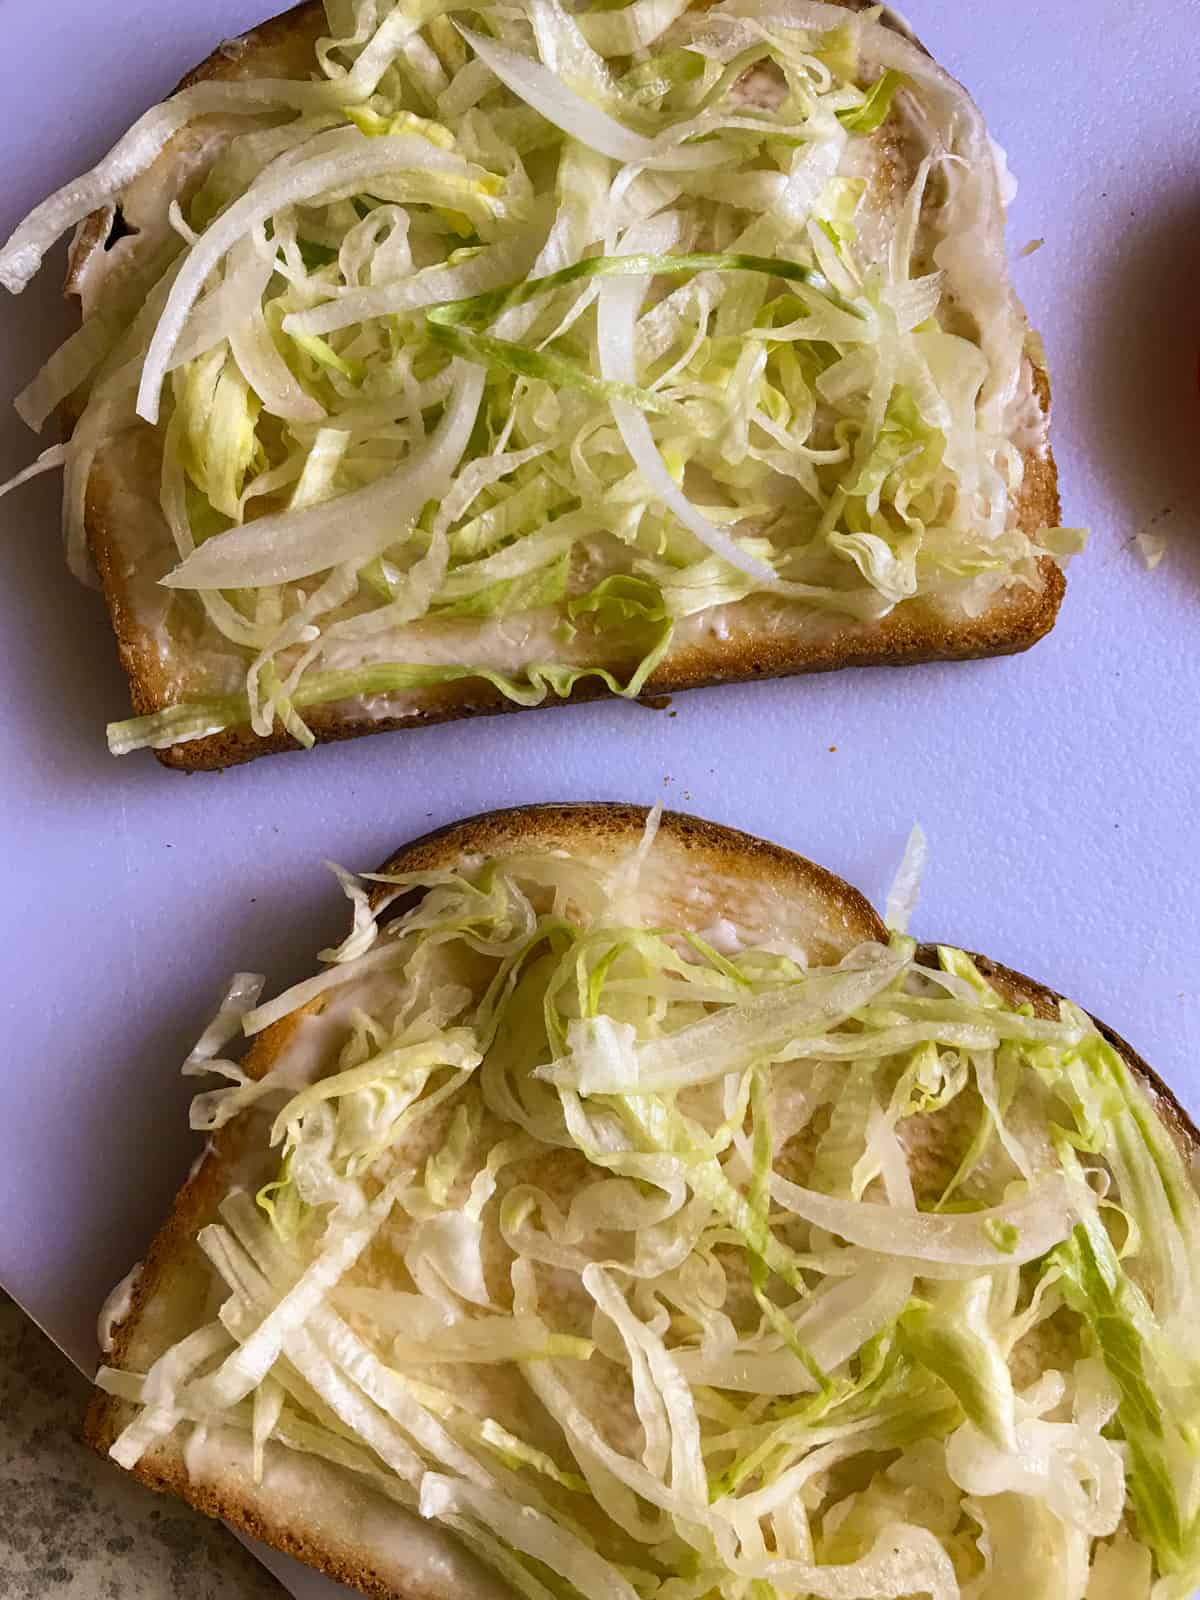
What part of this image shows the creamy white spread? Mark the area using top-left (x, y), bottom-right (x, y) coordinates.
top-left (97, 1262), bottom-right (142, 1354)
top-left (1003, 356), bottom-right (1052, 460)
top-left (181, 1421), bottom-right (514, 1597)
top-left (988, 136), bottom-right (1020, 210)
top-left (699, 917), bottom-right (744, 954)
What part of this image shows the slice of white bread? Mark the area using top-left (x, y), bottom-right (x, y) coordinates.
top-left (83, 803), bottom-right (1196, 1599)
top-left (61, 1), bottom-right (1065, 770)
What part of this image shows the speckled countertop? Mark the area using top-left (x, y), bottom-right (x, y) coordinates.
top-left (0, 1290), bottom-right (284, 1599)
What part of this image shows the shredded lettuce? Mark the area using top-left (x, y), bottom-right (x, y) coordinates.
top-left (900, 1277), bottom-right (1015, 1449)
top-left (0, 0), bottom-right (1083, 755)
top-left (97, 825), bottom-right (1200, 1596)
top-left (837, 69), bottom-right (908, 134)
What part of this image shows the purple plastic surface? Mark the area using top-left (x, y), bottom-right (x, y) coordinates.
top-left (1, 3), bottom-right (1198, 1594)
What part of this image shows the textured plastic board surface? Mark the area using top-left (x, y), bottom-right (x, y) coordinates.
top-left (1, 3), bottom-right (1198, 1597)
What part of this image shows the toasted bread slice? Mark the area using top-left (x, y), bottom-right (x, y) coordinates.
top-left (59, 1), bottom-right (1065, 770)
top-left (83, 804), bottom-right (1196, 1599)
top-left (82, 804), bottom-right (886, 1597)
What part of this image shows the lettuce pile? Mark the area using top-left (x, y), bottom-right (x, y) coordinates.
top-left (99, 820), bottom-right (1200, 1597)
top-left (0, 0), bottom-right (1081, 754)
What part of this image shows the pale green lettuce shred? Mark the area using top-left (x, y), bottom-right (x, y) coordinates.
top-left (100, 831), bottom-right (1200, 1596)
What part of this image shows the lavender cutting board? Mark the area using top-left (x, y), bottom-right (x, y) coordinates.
top-left (2, 1), bottom-right (1198, 1593)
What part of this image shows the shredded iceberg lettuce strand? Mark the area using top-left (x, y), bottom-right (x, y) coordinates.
top-left (0, 0), bottom-right (1082, 755)
top-left (97, 824), bottom-right (1200, 1596)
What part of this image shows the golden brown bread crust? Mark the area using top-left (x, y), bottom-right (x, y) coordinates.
top-left (927, 946), bottom-right (1200, 1163)
top-left (82, 803), bottom-right (1194, 1600)
top-left (64, 0), bottom-right (1066, 770)
top-left (367, 800), bottom-right (886, 947)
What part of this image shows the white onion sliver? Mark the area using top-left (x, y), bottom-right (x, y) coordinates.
top-left (884, 822), bottom-right (928, 935)
top-left (230, 310), bottom-right (327, 425)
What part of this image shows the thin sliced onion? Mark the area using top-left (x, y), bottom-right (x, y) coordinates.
top-left (883, 822), bottom-right (928, 935)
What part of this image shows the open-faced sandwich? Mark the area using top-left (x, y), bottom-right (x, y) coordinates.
top-left (88, 804), bottom-right (1200, 1598)
top-left (1, 1), bottom-right (1079, 767)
